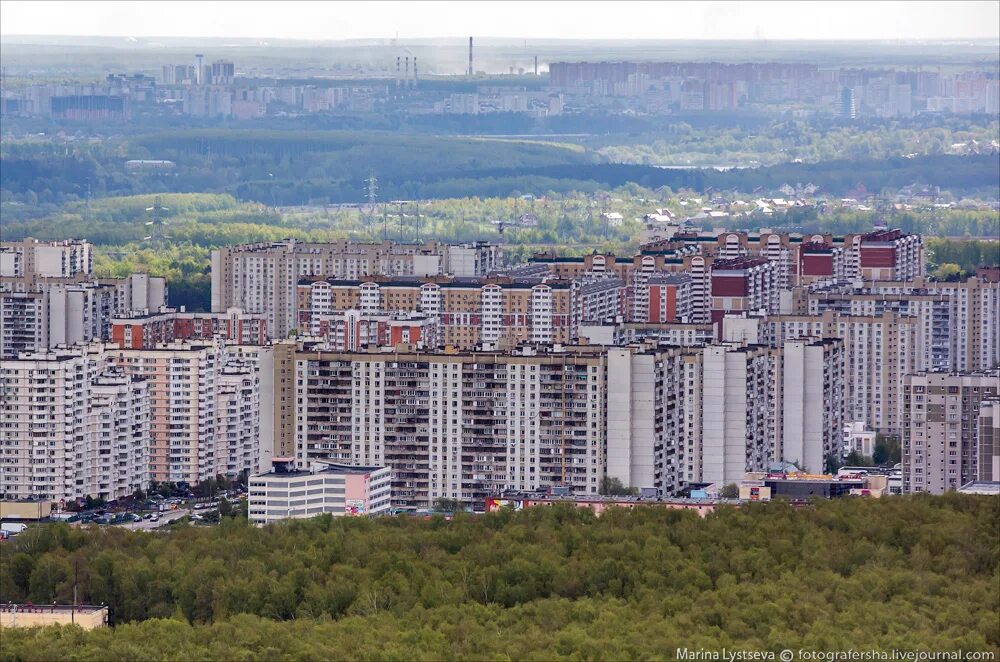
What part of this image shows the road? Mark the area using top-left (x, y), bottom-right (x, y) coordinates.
top-left (119, 508), bottom-right (191, 531)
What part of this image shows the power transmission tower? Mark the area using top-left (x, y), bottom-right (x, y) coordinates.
top-left (364, 171), bottom-right (378, 226)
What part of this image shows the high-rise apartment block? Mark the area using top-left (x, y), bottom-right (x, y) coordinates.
top-left (110, 307), bottom-right (267, 349)
top-left (978, 398), bottom-right (1000, 482)
top-left (211, 240), bottom-right (503, 338)
top-left (298, 276), bottom-right (579, 350)
top-left (0, 346), bottom-right (150, 502)
top-left (288, 345), bottom-right (607, 509)
top-left (901, 372), bottom-right (999, 494)
top-left (802, 277), bottom-right (999, 373)
top-left (730, 311), bottom-right (918, 435)
top-left (1, 275), bottom-right (168, 359)
top-left (109, 341), bottom-right (262, 485)
top-left (0, 238), bottom-right (93, 284)
top-left (779, 338), bottom-right (845, 474)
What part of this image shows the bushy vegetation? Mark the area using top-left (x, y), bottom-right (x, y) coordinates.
top-left (0, 496), bottom-right (997, 660)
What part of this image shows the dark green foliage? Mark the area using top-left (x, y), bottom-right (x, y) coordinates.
top-left (873, 435), bottom-right (902, 466)
top-left (0, 496), bottom-right (996, 659)
top-left (599, 476), bottom-right (639, 496)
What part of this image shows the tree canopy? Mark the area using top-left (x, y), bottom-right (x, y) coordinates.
top-left (0, 495), bottom-right (996, 660)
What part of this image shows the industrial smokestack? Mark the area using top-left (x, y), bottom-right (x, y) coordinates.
top-left (396, 56), bottom-right (401, 88)
top-left (468, 37), bottom-right (473, 79)
top-left (412, 57), bottom-right (418, 88)
top-left (405, 56), bottom-right (410, 85)
top-left (534, 55), bottom-right (538, 76)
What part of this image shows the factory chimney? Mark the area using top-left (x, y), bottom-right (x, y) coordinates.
top-left (468, 37), bottom-right (474, 79)
top-left (412, 57), bottom-right (418, 88)
top-left (396, 56), bottom-right (401, 88)
top-left (534, 55), bottom-right (538, 76)
top-left (404, 56), bottom-right (410, 86)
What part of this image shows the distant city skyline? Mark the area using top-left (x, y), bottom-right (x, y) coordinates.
top-left (1, 1), bottom-right (999, 41)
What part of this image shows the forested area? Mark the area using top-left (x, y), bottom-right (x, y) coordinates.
top-left (0, 496), bottom-right (996, 660)
top-left (2, 123), bottom-right (998, 206)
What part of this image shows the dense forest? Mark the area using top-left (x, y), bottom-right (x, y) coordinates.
top-left (3, 122), bottom-right (998, 206)
top-left (0, 496), bottom-right (997, 660)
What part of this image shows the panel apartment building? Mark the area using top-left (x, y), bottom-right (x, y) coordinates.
top-left (0, 345), bottom-right (150, 502)
top-left (726, 310), bottom-right (919, 435)
top-left (901, 371), bottom-right (1000, 494)
top-left (285, 345), bottom-right (608, 509)
top-left (1, 275), bottom-right (168, 359)
top-left (298, 276), bottom-right (581, 350)
top-left (210, 240), bottom-right (502, 338)
top-left (802, 277), bottom-right (999, 374)
top-left (109, 341), bottom-right (261, 485)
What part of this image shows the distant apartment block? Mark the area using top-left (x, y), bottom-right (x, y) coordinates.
top-left (285, 345), bottom-right (608, 510)
top-left (298, 276), bottom-right (579, 350)
top-left (109, 341), bottom-right (261, 485)
top-left (0, 238), bottom-right (93, 283)
top-left (211, 240), bottom-right (502, 338)
top-left (901, 371), bottom-right (1000, 494)
top-left (110, 307), bottom-right (267, 349)
top-left (1, 275), bottom-right (167, 359)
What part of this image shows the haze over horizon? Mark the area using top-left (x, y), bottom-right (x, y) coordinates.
top-left (2, 0), bottom-right (998, 42)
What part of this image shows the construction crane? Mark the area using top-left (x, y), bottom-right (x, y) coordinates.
top-left (142, 196), bottom-right (171, 243)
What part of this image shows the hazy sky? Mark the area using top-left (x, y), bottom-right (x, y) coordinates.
top-left (1, 1), bottom-right (998, 41)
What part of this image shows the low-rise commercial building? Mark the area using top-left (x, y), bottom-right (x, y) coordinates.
top-left (248, 460), bottom-right (391, 525)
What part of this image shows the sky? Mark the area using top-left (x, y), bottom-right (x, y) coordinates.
top-left (1, 0), bottom-right (998, 41)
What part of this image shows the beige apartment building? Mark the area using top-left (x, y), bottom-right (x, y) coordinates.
top-left (298, 275), bottom-right (580, 350)
top-left (727, 310), bottom-right (917, 435)
top-left (210, 240), bottom-right (502, 338)
top-left (901, 371), bottom-right (1000, 494)
top-left (109, 341), bottom-right (261, 485)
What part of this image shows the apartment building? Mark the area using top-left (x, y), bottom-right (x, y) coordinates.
top-left (902, 371), bottom-right (999, 494)
top-left (710, 257), bottom-right (782, 328)
top-left (978, 398), bottom-right (1000, 482)
top-left (634, 274), bottom-right (693, 323)
top-left (855, 228), bottom-right (923, 281)
top-left (730, 310), bottom-right (918, 434)
top-left (701, 344), bottom-right (779, 487)
top-left (298, 276), bottom-right (579, 350)
top-left (0, 238), bottom-right (93, 285)
top-left (578, 278), bottom-right (628, 323)
top-left (1, 275), bottom-right (168, 359)
top-left (606, 346), bottom-right (702, 496)
top-left (108, 341), bottom-right (261, 485)
top-left (803, 277), bottom-right (999, 372)
top-left (111, 307), bottom-right (267, 349)
top-left (308, 310), bottom-right (439, 351)
top-left (288, 345), bottom-right (607, 510)
top-left (248, 460), bottom-right (391, 526)
top-left (578, 320), bottom-right (714, 347)
top-left (0, 346), bottom-right (150, 502)
top-left (214, 361), bottom-right (261, 479)
top-left (779, 338), bottom-right (846, 474)
top-left (210, 240), bottom-right (502, 337)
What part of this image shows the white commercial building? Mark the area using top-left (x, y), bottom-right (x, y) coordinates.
top-left (248, 461), bottom-right (391, 526)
